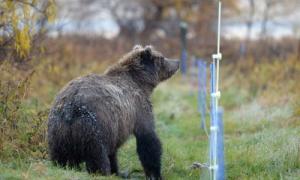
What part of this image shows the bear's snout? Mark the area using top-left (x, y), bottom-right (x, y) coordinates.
top-left (166, 58), bottom-right (180, 74)
top-left (159, 58), bottom-right (179, 81)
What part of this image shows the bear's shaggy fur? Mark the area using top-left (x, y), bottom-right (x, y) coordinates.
top-left (47, 45), bottom-right (179, 179)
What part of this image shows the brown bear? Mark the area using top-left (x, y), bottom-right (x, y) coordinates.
top-left (47, 45), bottom-right (179, 179)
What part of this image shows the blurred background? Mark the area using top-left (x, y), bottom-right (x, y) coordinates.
top-left (0, 0), bottom-right (299, 179)
top-left (2, 0), bottom-right (300, 63)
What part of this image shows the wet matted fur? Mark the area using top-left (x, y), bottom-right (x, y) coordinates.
top-left (47, 45), bottom-right (179, 179)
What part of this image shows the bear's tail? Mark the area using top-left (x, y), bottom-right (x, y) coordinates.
top-left (59, 101), bottom-right (76, 124)
top-left (60, 98), bottom-right (97, 125)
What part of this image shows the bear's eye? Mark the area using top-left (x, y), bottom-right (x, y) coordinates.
top-left (156, 56), bottom-right (164, 66)
top-left (141, 57), bottom-right (153, 66)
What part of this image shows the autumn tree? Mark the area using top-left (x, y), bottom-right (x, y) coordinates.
top-left (0, 0), bottom-right (56, 62)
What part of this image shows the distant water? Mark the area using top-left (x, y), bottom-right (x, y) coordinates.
top-left (48, 19), bottom-right (296, 39)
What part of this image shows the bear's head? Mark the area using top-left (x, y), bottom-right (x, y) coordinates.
top-left (109, 45), bottom-right (179, 89)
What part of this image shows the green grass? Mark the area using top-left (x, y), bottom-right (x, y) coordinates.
top-left (0, 76), bottom-right (299, 180)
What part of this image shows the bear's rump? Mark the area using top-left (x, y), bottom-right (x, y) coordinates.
top-left (73, 87), bottom-right (136, 150)
top-left (49, 76), bottom-right (138, 153)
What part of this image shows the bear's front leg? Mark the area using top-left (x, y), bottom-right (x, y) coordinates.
top-left (136, 130), bottom-right (162, 180)
top-left (109, 153), bottom-right (119, 175)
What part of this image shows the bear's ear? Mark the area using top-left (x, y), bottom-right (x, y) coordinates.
top-left (144, 45), bottom-right (152, 53)
top-left (133, 45), bottom-right (143, 50)
top-left (140, 46), bottom-right (154, 71)
top-left (141, 46), bottom-right (152, 59)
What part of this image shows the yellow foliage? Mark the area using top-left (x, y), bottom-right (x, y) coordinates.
top-left (15, 26), bottom-right (31, 58)
top-left (45, 0), bottom-right (57, 23)
top-left (1, 0), bottom-right (56, 60)
top-left (5, 0), bottom-right (15, 9)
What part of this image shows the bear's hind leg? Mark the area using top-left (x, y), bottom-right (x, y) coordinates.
top-left (69, 158), bottom-right (81, 170)
top-left (85, 144), bottom-right (111, 175)
top-left (51, 154), bottom-right (67, 168)
top-left (49, 143), bottom-right (68, 168)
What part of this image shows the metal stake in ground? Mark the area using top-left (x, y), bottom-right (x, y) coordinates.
top-left (209, 1), bottom-right (225, 180)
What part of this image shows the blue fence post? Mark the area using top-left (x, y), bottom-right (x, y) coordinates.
top-left (209, 62), bottom-right (216, 179)
top-left (181, 49), bottom-right (187, 75)
top-left (217, 108), bottom-right (225, 180)
top-left (208, 1), bottom-right (225, 179)
top-left (198, 59), bottom-right (225, 179)
top-left (197, 60), bottom-right (207, 130)
top-left (210, 61), bottom-right (225, 180)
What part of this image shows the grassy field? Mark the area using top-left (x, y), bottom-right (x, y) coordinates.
top-left (0, 58), bottom-right (299, 179)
